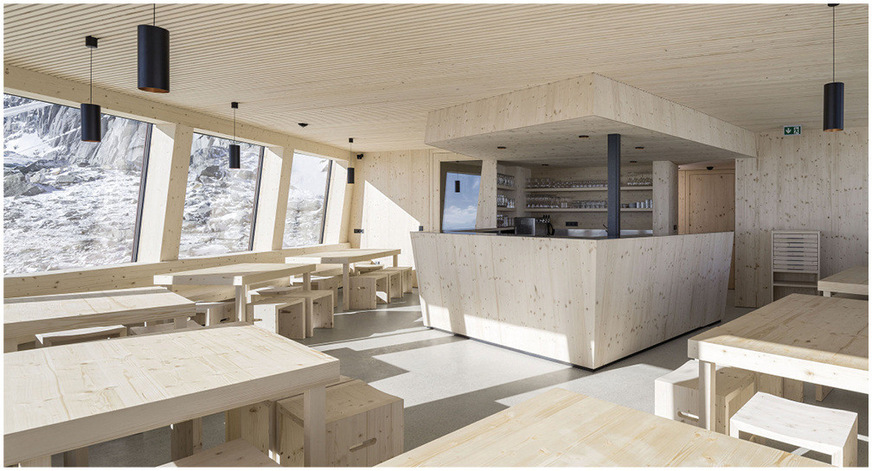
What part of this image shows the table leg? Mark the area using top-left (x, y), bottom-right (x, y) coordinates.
top-left (393, 254), bottom-right (399, 267)
top-left (19, 456), bottom-right (51, 467)
top-left (303, 272), bottom-right (312, 291)
top-left (816, 384), bottom-right (834, 401)
top-left (238, 401), bottom-right (276, 459)
top-left (170, 418), bottom-right (203, 460)
top-left (699, 360), bottom-right (716, 431)
top-left (342, 263), bottom-right (351, 311)
top-left (174, 316), bottom-right (187, 329)
top-left (823, 290), bottom-right (832, 297)
top-left (4, 338), bottom-right (19, 353)
top-left (303, 385), bottom-right (327, 467)
top-left (235, 286), bottom-right (246, 323)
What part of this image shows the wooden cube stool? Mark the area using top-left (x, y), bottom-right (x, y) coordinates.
top-left (36, 325), bottom-right (128, 347)
top-left (353, 263), bottom-right (385, 275)
top-left (654, 359), bottom-right (756, 435)
top-left (160, 439), bottom-right (279, 467)
top-left (360, 271), bottom-right (393, 303)
top-left (283, 290), bottom-right (334, 336)
top-left (730, 392), bottom-right (858, 467)
top-left (250, 285), bottom-right (302, 303)
top-left (248, 298), bottom-right (307, 340)
top-left (277, 379), bottom-right (404, 467)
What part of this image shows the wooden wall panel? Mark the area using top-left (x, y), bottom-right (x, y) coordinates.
top-left (653, 161), bottom-right (678, 235)
top-left (4, 243), bottom-right (350, 299)
top-left (349, 150), bottom-right (433, 267)
top-left (251, 146), bottom-right (290, 251)
top-left (735, 128), bottom-right (868, 307)
top-left (322, 160), bottom-right (351, 245)
top-left (476, 160), bottom-right (498, 228)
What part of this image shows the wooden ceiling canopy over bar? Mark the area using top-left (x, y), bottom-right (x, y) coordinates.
top-left (425, 73), bottom-right (757, 165)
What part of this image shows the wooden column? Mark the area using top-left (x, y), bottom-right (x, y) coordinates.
top-left (607, 134), bottom-right (621, 238)
top-left (323, 160), bottom-right (351, 244)
top-left (476, 159), bottom-right (498, 229)
top-left (136, 123), bottom-right (193, 262)
top-left (653, 161), bottom-right (678, 236)
top-left (251, 146), bottom-right (292, 251)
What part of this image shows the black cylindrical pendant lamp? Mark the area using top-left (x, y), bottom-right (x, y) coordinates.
top-left (347, 167), bottom-right (355, 184)
top-left (138, 24), bottom-right (170, 93)
top-left (80, 104), bottom-right (102, 142)
top-left (824, 81), bottom-right (844, 132)
top-left (455, 180), bottom-right (461, 193)
top-left (229, 144), bottom-right (241, 169)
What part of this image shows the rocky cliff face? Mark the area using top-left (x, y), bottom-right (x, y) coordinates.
top-left (4, 94), bottom-right (331, 274)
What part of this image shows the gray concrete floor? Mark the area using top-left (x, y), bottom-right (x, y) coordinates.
top-left (81, 290), bottom-right (867, 466)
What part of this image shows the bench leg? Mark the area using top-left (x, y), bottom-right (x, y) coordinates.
top-left (303, 385), bottom-right (327, 467)
top-left (173, 316), bottom-right (188, 329)
top-left (63, 447), bottom-right (88, 467)
top-left (342, 263), bottom-right (351, 311)
top-left (816, 384), bottom-right (834, 401)
top-left (235, 286), bottom-right (247, 322)
top-left (171, 418), bottom-right (203, 460)
top-left (238, 401), bottom-right (276, 460)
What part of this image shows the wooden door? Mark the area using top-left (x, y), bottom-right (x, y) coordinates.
top-left (679, 169), bottom-right (735, 288)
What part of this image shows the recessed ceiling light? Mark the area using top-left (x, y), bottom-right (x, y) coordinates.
top-left (635, 146), bottom-right (645, 150)
top-left (629, 160), bottom-right (638, 164)
top-left (542, 163), bottom-right (549, 167)
top-left (578, 135), bottom-right (589, 139)
top-left (497, 146), bottom-right (507, 149)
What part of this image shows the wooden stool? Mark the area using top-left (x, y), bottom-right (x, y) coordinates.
top-left (250, 285), bottom-right (302, 303)
top-left (160, 439), bottom-right (279, 467)
top-left (360, 272), bottom-right (392, 303)
top-left (654, 359), bottom-right (756, 435)
top-left (277, 379), bottom-right (404, 467)
top-left (730, 392), bottom-right (858, 467)
top-left (349, 276), bottom-right (378, 310)
top-left (354, 263), bottom-right (384, 275)
top-left (283, 290), bottom-right (334, 336)
top-left (35, 325), bottom-right (128, 347)
top-left (294, 275), bottom-right (342, 308)
top-left (194, 300), bottom-right (235, 326)
top-left (248, 298), bottom-right (307, 340)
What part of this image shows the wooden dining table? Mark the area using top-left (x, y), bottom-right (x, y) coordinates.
top-left (286, 248), bottom-right (401, 310)
top-left (379, 388), bottom-right (821, 466)
top-left (154, 262), bottom-right (316, 322)
top-left (819, 265), bottom-right (868, 297)
top-left (689, 293), bottom-right (868, 432)
top-left (3, 287), bottom-right (195, 353)
top-left (4, 325), bottom-right (339, 467)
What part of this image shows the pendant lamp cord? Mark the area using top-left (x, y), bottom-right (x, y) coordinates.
top-left (89, 47), bottom-right (93, 104)
top-left (832, 5), bottom-right (836, 82)
top-left (233, 108), bottom-right (237, 145)
top-left (153, 3), bottom-right (156, 26)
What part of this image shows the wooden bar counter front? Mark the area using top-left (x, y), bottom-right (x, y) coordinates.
top-left (411, 232), bottom-right (733, 369)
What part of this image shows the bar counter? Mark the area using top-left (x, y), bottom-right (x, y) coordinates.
top-left (411, 231), bottom-right (733, 369)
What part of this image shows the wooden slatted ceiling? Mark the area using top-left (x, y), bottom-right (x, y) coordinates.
top-left (3, 3), bottom-right (868, 152)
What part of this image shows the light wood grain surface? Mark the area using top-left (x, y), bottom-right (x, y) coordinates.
top-left (154, 263), bottom-right (316, 287)
top-left (160, 439), bottom-right (280, 467)
top-left (4, 287), bottom-right (195, 350)
top-left (819, 266), bottom-right (868, 296)
top-left (4, 325), bottom-right (339, 466)
top-left (291, 249), bottom-right (401, 265)
top-left (379, 388), bottom-right (821, 467)
top-left (689, 294), bottom-right (868, 393)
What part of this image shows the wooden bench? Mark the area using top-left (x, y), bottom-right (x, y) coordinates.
top-left (730, 392), bottom-right (858, 467)
top-left (349, 271), bottom-right (395, 310)
top-left (277, 379), bottom-right (404, 467)
top-left (130, 319), bottom-right (203, 336)
top-left (193, 300), bottom-right (235, 326)
top-left (294, 275), bottom-right (342, 308)
top-left (356, 264), bottom-right (413, 294)
top-left (248, 298), bottom-right (307, 340)
top-left (35, 325), bottom-right (128, 347)
top-left (654, 359), bottom-right (756, 435)
top-left (249, 285), bottom-right (302, 303)
top-left (160, 439), bottom-right (279, 467)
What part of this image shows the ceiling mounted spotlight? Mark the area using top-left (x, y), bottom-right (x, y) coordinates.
top-left (81, 35), bottom-right (101, 142)
top-left (824, 3), bottom-right (844, 131)
top-left (578, 135), bottom-right (590, 139)
top-left (635, 146), bottom-right (645, 150)
top-left (497, 146), bottom-right (507, 150)
top-left (298, 123), bottom-right (309, 128)
top-left (138, 4), bottom-right (170, 93)
top-left (229, 102), bottom-right (240, 169)
top-left (629, 160), bottom-right (638, 164)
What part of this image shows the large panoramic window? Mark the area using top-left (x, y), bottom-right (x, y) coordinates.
top-left (3, 94), bottom-right (151, 275)
top-left (442, 172), bottom-right (481, 231)
top-left (178, 133), bottom-right (262, 257)
top-left (284, 152), bottom-right (331, 247)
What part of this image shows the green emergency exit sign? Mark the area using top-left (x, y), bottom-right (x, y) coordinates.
top-left (783, 125), bottom-right (802, 135)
